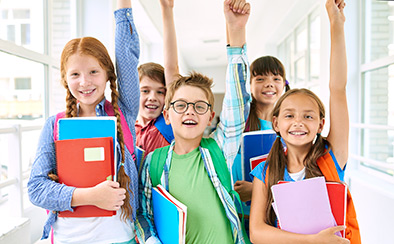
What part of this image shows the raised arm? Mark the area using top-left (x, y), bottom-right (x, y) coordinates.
top-left (211, 0), bottom-right (251, 167)
top-left (117, 0), bottom-right (131, 9)
top-left (160, 0), bottom-right (180, 86)
top-left (325, 0), bottom-right (348, 169)
top-left (224, 0), bottom-right (250, 47)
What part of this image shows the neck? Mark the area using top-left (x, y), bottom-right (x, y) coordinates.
top-left (255, 102), bottom-right (275, 121)
top-left (78, 104), bottom-right (97, 117)
top-left (137, 114), bottom-right (152, 127)
top-left (172, 136), bottom-right (203, 155)
top-left (285, 144), bottom-right (312, 173)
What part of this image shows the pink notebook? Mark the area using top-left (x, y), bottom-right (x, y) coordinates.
top-left (271, 176), bottom-right (337, 235)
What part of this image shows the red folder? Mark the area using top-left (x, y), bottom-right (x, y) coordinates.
top-left (56, 137), bottom-right (116, 217)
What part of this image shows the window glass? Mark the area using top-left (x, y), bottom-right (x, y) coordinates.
top-left (0, 0), bottom-right (44, 53)
top-left (0, 51), bottom-right (44, 120)
top-left (310, 15), bottom-right (320, 81)
top-left (364, 1), bottom-right (394, 63)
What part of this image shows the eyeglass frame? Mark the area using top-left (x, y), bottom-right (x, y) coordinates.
top-left (169, 100), bottom-right (212, 115)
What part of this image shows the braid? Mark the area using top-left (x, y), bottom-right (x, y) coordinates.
top-left (109, 79), bottom-right (133, 221)
top-left (65, 88), bottom-right (78, 118)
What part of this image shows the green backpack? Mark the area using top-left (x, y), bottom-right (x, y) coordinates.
top-left (149, 137), bottom-right (251, 244)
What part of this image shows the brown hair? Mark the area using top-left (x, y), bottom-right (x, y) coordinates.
top-left (60, 37), bottom-right (133, 221)
top-left (246, 56), bottom-right (290, 132)
top-left (165, 72), bottom-right (214, 110)
top-left (264, 88), bottom-right (331, 226)
top-left (138, 62), bottom-right (165, 86)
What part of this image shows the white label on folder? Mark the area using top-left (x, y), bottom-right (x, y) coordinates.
top-left (84, 147), bottom-right (105, 162)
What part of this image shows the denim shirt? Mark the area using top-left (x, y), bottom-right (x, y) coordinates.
top-left (27, 8), bottom-right (140, 239)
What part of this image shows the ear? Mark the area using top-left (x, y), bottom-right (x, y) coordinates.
top-left (272, 116), bottom-right (280, 133)
top-left (163, 109), bottom-right (171, 125)
top-left (318, 118), bottom-right (325, 133)
top-left (207, 111), bottom-right (216, 126)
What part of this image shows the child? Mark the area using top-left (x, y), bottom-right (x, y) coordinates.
top-left (27, 1), bottom-right (140, 242)
top-left (135, 1), bottom-right (251, 242)
top-left (135, 0), bottom-right (179, 157)
top-left (249, 0), bottom-right (361, 243)
top-left (227, 0), bottom-right (290, 235)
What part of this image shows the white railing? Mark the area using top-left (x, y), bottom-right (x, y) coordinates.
top-left (0, 122), bottom-right (42, 217)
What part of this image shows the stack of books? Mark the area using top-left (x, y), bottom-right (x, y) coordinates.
top-left (271, 176), bottom-right (347, 237)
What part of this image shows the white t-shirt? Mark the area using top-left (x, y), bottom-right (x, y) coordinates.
top-left (53, 210), bottom-right (134, 244)
top-left (288, 167), bottom-right (306, 182)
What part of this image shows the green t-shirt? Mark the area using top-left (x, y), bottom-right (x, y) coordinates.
top-left (168, 147), bottom-right (233, 244)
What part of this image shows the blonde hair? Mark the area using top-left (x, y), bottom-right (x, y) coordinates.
top-left (165, 72), bottom-right (214, 110)
top-left (264, 88), bottom-right (331, 225)
top-left (60, 37), bottom-right (133, 220)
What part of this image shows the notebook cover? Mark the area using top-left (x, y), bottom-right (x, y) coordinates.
top-left (271, 176), bottom-right (337, 235)
top-left (152, 185), bottom-right (187, 244)
top-left (56, 137), bottom-right (115, 217)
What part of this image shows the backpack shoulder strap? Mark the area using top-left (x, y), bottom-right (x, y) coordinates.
top-left (53, 111), bottom-right (66, 141)
top-left (149, 145), bottom-right (171, 187)
top-left (200, 138), bottom-right (232, 193)
top-left (104, 100), bottom-right (136, 161)
top-left (154, 114), bottom-right (174, 143)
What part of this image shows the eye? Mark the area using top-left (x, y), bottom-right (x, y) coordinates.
top-left (175, 103), bottom-right (186, 109)
top-left (141, 89), bottom-right (149, 93)
top-left (70, 72), bottom-right (79, 77)
top-left (90, 70), bottom-right (99, 74)
top-left (157, 90), bottom-right (165, 95)
top-left (284, 114), bottom-right (293, 118)
top-left (305, 115), bottom-right (313, 119)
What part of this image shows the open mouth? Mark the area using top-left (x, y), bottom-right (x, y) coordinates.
top-left (262, 91), bottom-right (276, 95)
top-left (182, 119), bottom-right (197, 125)
top-left (145, 105), bottom-right (159, 110)
top-left (80, 89), bottom-right (96, 95)
top-left (289, 131), bottom-right (307, 135)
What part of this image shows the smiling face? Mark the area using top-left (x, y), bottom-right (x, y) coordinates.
top-left (163, 85), bottom-right (215, 143)
top-left (272, 93), bottom-right (324, 149)
top-left (251, 73), bottom-right (285, 107)
top-left (138, 76), bottom-right (166, 125)
top-left (65, 53), bottom-right (107, 114)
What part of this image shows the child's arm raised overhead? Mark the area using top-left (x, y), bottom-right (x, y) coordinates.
top-left (212, 0), bottom-right (251, 166)
top-left (160, 0), bottom-right (180, 86)
top-left (325, 0), bottom-right (348, 169)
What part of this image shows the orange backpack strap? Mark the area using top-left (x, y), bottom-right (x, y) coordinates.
top-left (317, 153), bottom-right (361, 244)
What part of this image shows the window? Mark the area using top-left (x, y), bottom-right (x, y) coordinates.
top-left (277, 8), bottom-right (320, 91)
top-left (358, 0), bottom-right (394, 177)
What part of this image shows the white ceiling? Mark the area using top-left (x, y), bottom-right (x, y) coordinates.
top-left (136, 0), bottom-right (320, 71)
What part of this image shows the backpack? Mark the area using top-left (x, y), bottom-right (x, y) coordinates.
top-left (150, 137), bottom-right (251, 244)
top-left (53, 100), bottom-right (136, 162)
top-left (153, 113), bottom-right (174, 144)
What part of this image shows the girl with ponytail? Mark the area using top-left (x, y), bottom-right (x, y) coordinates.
top-left (249, 1), bottom-right (360, 243)
top-left (28, 1), bottom-right (140, 243)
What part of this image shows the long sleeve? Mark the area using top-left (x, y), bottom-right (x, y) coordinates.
top-left (27, 116), bottom-right (75, 211)
top-left (211, 45), bottom-right (251, 169)
top-left (135, 153), bottom-right (161, 244)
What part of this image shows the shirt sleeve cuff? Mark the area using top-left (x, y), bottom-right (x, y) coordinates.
top-left (114, 8), bottom-right (134, 24)
top-left (226, 44), bottom-right (247, 56)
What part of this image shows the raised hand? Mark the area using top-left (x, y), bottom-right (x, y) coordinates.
top-left (160, 0), bottom-right (174, 9)
top-left (326, 0), bottom-right (346, 24)
top-left (224, 0), bottom-right (250, 30)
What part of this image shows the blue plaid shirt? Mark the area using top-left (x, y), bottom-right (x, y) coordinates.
top-left (135, 45), bottom-right (251, 244)
top-left (27, 8), bottom-right (140, 239)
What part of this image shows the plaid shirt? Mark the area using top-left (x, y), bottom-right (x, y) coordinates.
top-left (27, 8), bottom-right (140, 239)
top-left (135, 45), bottom-right (251, 244)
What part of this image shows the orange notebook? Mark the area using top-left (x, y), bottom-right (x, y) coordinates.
top-left (56, 137), bottom-right (116, 217)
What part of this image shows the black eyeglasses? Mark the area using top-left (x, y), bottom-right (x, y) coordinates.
top-left (169, 100), bottom-right (211, 115)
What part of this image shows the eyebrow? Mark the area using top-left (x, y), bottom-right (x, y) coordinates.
top-left (140, 86), bottom-right (166, 90)
top-left (282, 108), bottom-right (317, 113)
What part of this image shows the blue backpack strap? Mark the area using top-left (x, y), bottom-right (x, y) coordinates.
top-left (154, 114), bottom-right (174, 144)
top-left (149, 146), bottom-right (171, 187)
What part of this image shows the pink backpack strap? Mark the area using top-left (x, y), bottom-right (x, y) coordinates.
top-left (53, 111), bottom-right (66, 141)
top-left (104, 100), bottom-right (136, 161)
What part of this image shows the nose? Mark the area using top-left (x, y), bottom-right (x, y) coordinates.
top-left (79, 74), bottom-right (91, 87)
top-left (264, 78), bottom-right (274, 88)
top-left (147, 92), bottom-right (158, 102)
top-left (292, 116), bottom-right (304, 127)
top-left (184, 103), bottom-right (195, 115)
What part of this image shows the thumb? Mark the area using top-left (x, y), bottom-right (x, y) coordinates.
top-left (330, 225), bottom-right (346, 234)
top-left (106, 180), bottom-right (120, 188)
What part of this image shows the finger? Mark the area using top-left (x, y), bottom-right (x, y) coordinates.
top-left (231, 0), bottom-right (243, 13)
top-left (241, 2), bottom-right (250, 15)
top-left (330, 225), bottom-right (346, 233)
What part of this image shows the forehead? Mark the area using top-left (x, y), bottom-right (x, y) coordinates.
top-left (66, 54), bottom-right (101, 69)
top-left (172, 85), bottom-right (208, 102)
top-left (280, 93), bottom-right (320, 112)
top-left (140, 76), bottom-right (166, 89)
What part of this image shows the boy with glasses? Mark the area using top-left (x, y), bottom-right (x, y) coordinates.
top-left (135, 0), bottom-right (251, 243)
